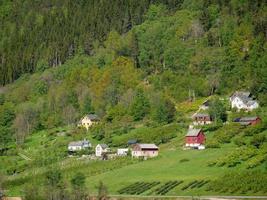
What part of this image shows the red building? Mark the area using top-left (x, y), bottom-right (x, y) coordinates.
top-left (238, 116), bottom-right (261, 126)
top-left (185, 128), bottom-right (205, 147)
top-left (192, 113), bottom-right (212, 125)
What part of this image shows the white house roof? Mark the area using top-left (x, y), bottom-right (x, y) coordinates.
top-left (69, 140), bottom-right (90, 147)
top-left (230, 91), bottom-right (257, 106)
top-left (186, 129), bottom-right (202, 137)
top-left (138, 144), bottom-right (158, 149)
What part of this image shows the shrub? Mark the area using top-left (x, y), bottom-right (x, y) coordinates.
top-left (180, 158), bottom-right (189, 163)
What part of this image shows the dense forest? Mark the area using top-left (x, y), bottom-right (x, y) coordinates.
top-left (0, 0), bottom-right (182, 84)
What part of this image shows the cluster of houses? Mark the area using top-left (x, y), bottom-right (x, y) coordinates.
top-left (185, 91), bottom-right (261, 150)
top-left (68, 138), bottom-right (159, 159)
top-left (69, 91), bottom-right (261, 158)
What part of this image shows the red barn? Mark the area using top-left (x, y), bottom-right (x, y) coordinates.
top-left (185, 128), bottom-right (205, 147)
top-left (238, 116), bottom-right (261, 126)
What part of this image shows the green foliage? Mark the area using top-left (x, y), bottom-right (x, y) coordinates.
top-left (151, 98), bottom-right (176, 124)
top-left (130, 89), bottom-right (150, 121)
top-left (208, 98), bottom-right (227, 122)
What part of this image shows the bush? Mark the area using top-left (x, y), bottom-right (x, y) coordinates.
top-left (180, 158), bottom-right (189, 163)
top-left (206, 139), bottom-right (220, 148)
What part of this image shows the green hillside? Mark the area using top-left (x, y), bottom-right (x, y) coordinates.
top-left (0, 0), bottom-right (267, 199)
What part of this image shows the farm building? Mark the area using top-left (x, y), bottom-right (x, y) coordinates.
top-left (192, 113), bottom-right (212, 125)
top-left (95, 144), bottom-right (110, 157)
top-left (234, 116), bottom-right (261, 126)
top-left (68, 139), bottom-right (91, 152)
top-left (185, 128), bottom-right (205, 148)
top-left (117, 148), bottom-right (129, 156)
top-left (78, 114), bottom-right (100, 130)
top-left (230, 91), bottom-right (259, 111)
top-left (131, 144), bottom-right (159, 158)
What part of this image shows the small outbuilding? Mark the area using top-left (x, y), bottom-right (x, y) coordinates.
top-left (234, 116), bottom-right (261, 126)
top-left (95, 144), bottom-right (110, 157)
top-left (185, 128), bottom-right (205, 147)
top-left (117, 148), bottom-right (129, 156)
top-left (68, 139), bottom-right (91, 152)
top-left (131, 144), bottom-right (159, 158)
top-left (78, 114), bottom-right (100, 130)
top-left (192, 113), bottom-right (212, 125)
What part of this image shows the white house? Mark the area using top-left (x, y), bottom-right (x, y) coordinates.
top-left (78, 114), bottom-right (100, 130)
top-left (95, 144), bottom-right (110, 157)
top-left (68, 139), bottom-right (91, 152)
top-left (230, 91), bottom-right (259, 111)
top-left (117, 148), bottom-right (129, 156)
top-left (131, 144), bottom-right (159, 158)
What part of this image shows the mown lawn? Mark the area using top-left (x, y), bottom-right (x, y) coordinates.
top-left (85, 145), bottom-right (237, 195)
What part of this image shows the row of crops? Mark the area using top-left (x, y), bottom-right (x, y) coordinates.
top-left (118, 181), bottom-right (160, 195)
top-left (117, 180), bottom-right (210, 195)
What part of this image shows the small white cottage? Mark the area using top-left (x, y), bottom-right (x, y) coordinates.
top-left (230, 91), bottom-right (259, 111)
top-left (117, 148), bottom-right (129, 156)
top-left (68, 139), bottom-right (91, 152)
top-left (95, 144), bottom-right (110, 157)
top-left (78, 114), bottom-right (100, 130)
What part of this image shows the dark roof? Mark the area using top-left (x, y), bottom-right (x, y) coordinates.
top-left (202, 99), bottom-right (210, 106)
top-left (85, 114), bottom-right (100, 121)
top-left (186, 129), bottom-right (202, 137)
top-left (99, 144), bottom-right (108, 149)
top-left (128, 139), bottom-right (138, 144)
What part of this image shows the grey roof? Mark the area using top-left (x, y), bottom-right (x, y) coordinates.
top-left (69, 141), bottom-right (83, 147)
top-left (85, 114), bottom-right (100, 121)
top-left (99, 144), bottom-right (108, 149)
top-left (230, 91), bottom-right (257, 106)
top-left (69, 140), bottom-right (90, 147)
top-left (240, 122), bottom-right (251, 126)
top-left (193, 113), bottom-right (210, 118)
top-left (239, 117), bottom-right (258, 122)
top-left (128, 139), bottom-right (138, 144)
top-left (186, 129), bottom-right (202, 137)
top-left (231, 91), bottom-right (251, 98)
top-left (138, 144), bottom-right (158, 149)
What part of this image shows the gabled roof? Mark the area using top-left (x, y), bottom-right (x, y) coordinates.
top-left (69, 141), bottom-right (83, 147)
top-left (137, 144), bottom-right (158, 150)
top-left (69, 140), bottom-right (90, 147)
top-left (239, 116), bottom-right (259, 122)
top-left (193, 113), bottom-right (210, 118)
top-left (231, 91), bottom-right (251, 99)
top-left (230, 91), bottom-right (258, 106)
top-left (128, 139), bottom-right (138, 145)
top-left (84, 114), bottom-right (100, 121)
top-left (186, 129), bottom-right (202, 137)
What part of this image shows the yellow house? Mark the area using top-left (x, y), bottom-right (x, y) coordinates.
top-left (78, 114), bottom-right (100, 130)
